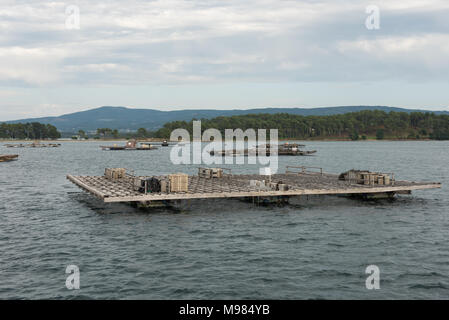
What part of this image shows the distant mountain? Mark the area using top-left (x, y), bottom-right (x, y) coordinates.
top-left (5, 106), bottom-right (448, 133)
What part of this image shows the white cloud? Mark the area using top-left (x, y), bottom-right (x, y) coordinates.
top-left (0, 0), bottom-right (448, 86)
top-left (63, 63), bottom-right (128, 73)
top-left (0, 47), bottom-right (67, 84)
top-left (337, 33), bottom-right (449, 78)
top-left (0, 0), bottom-right (448, 118)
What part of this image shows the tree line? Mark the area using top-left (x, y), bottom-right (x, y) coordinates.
top-left (152, 110), bottom-right (449, 140)
top-left (0, 122), bottom-right (61, 139)
top-left (88, 127), bottom-right (152, 139)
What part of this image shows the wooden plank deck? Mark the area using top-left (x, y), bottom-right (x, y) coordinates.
top-left (66, 172), bottom-right (441, 203)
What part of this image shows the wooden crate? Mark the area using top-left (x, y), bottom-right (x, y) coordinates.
top-left (105, 168), bottom-right (126, 180)
top-left (133, 177), bottom-right (145, 191)
top-left (169, 173), bottom-right (188, 192)
top-left (278, 184), bottom-right (289, 191)
top-left (198, 168), bottom-right (223, 179)
top-left (198, 168), bottom-right (211, 178)
top-left (211, 168), bottom-right (223, 178)
top-left (160, 179), bottom-right (170, 193)
top-left (377, 175), bottom-right (384, 185)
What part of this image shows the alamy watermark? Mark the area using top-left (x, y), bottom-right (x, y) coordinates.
top-left (365, 265), bottom-right (380, 290)
top-left (365, 5), bottom-right (380, 30)
top-left (66, 265), bottom-right (80, 290)
top-left (65, 5), bottom-right (80, 30)
top-left (169, 121), bottom-right (279, 174)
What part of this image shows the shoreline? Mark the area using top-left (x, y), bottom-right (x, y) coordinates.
top-left (0, 138), bottom-right (441, 143)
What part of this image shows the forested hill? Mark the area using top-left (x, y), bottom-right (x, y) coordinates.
top-left (5, 105), bottom-right (449, 132)
top-left (154, 110), bottom-right (449, 140)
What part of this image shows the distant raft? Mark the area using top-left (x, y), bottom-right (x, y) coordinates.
top-left (209, 143), bottom-right (317, 156)
top-left (5, 142), bottom-right (61, 148)
top-left (0, 154), bottom-right (18, 162)
top-left (100, 140), bottom-right (158, 150)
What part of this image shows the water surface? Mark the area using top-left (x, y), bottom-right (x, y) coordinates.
top-left (0, 141), bottom-right (448, 299)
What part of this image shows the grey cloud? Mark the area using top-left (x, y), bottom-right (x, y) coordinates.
top-left (0, 0), bottom-right (449, 87)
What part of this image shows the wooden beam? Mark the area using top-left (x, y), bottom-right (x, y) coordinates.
top-left (66, 175), bottom-right (106, 200)
top-left (102, 183), bottom-right (441, 203)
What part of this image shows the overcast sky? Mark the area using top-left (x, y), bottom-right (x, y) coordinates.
top-left (1, 0), bottom-right (448, 120)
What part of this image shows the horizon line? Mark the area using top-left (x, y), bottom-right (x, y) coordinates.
top-left (3, 104), bottom-right (449, 122)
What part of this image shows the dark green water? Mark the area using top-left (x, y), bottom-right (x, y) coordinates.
top-left (0, 141), bottom-right (448, 299)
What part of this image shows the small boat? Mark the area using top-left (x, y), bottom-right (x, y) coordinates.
top-left (0, 154), bottom-right (19, 162)
top-left (101, 140), bottom-right (159, 151)
top-left (161, 140), bottom-right (169, 147)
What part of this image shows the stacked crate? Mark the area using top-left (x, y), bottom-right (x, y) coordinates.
top-left (361, 172), bottom-right (392, 186)
top-left (133, 177), bottom-right (145, 192)
top-left (105, 168), bottom-right (126, 180)
top-left (160, 179), bottom-right (170, 193)
top-left (198, 168), bottom-right (223, 179)
top-left (198, 168), bottom-right (210, 178)
top-left (169, 173), bottom-right (189, 192)
top-left (340, 170), bottom-right (392, 186)
top-left (133, 177), bottom-right (171, 194)
top-left (211, 168), bottom-right (223, 178)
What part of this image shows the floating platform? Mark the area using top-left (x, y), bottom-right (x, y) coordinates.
top-left (146, 140), bottom-right (172, 146)
top-left (209, 143), bottom-right (316, 156)
top-left (5, 143), bottom-right (60, 148)
top-left (100, 146), bottom-right (159, 151)
top-left (210, 149), bottom-right (316, 156)
top-left (100, 140), bottom-right (158, 151)
top-left (0, 154), bottom-right (18, 162)
top-left (67, 167), bottom-right (441, 204)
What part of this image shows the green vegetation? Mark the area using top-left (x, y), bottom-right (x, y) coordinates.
top-left (153, 110), bottom-right (449, 140)
top-left (0, 122), bottom-right (61, 139)
top-left (376, 129), bottom-right (385, 140)
top-left (93, 127), bottom-right (154, 139)
top-left (350, 131), bottom-right (359, 141)
top-left (96, 128), bottom-right (119, 138)
top-left (136, 128), bottom-right (148, 138)
top-left (78, 130), bottom-right (87, 139)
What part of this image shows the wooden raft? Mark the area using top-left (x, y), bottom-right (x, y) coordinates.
top-left (66, 171), bottom-right (441, 203)
top-left (0, 154), bottom-right (19, 162)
